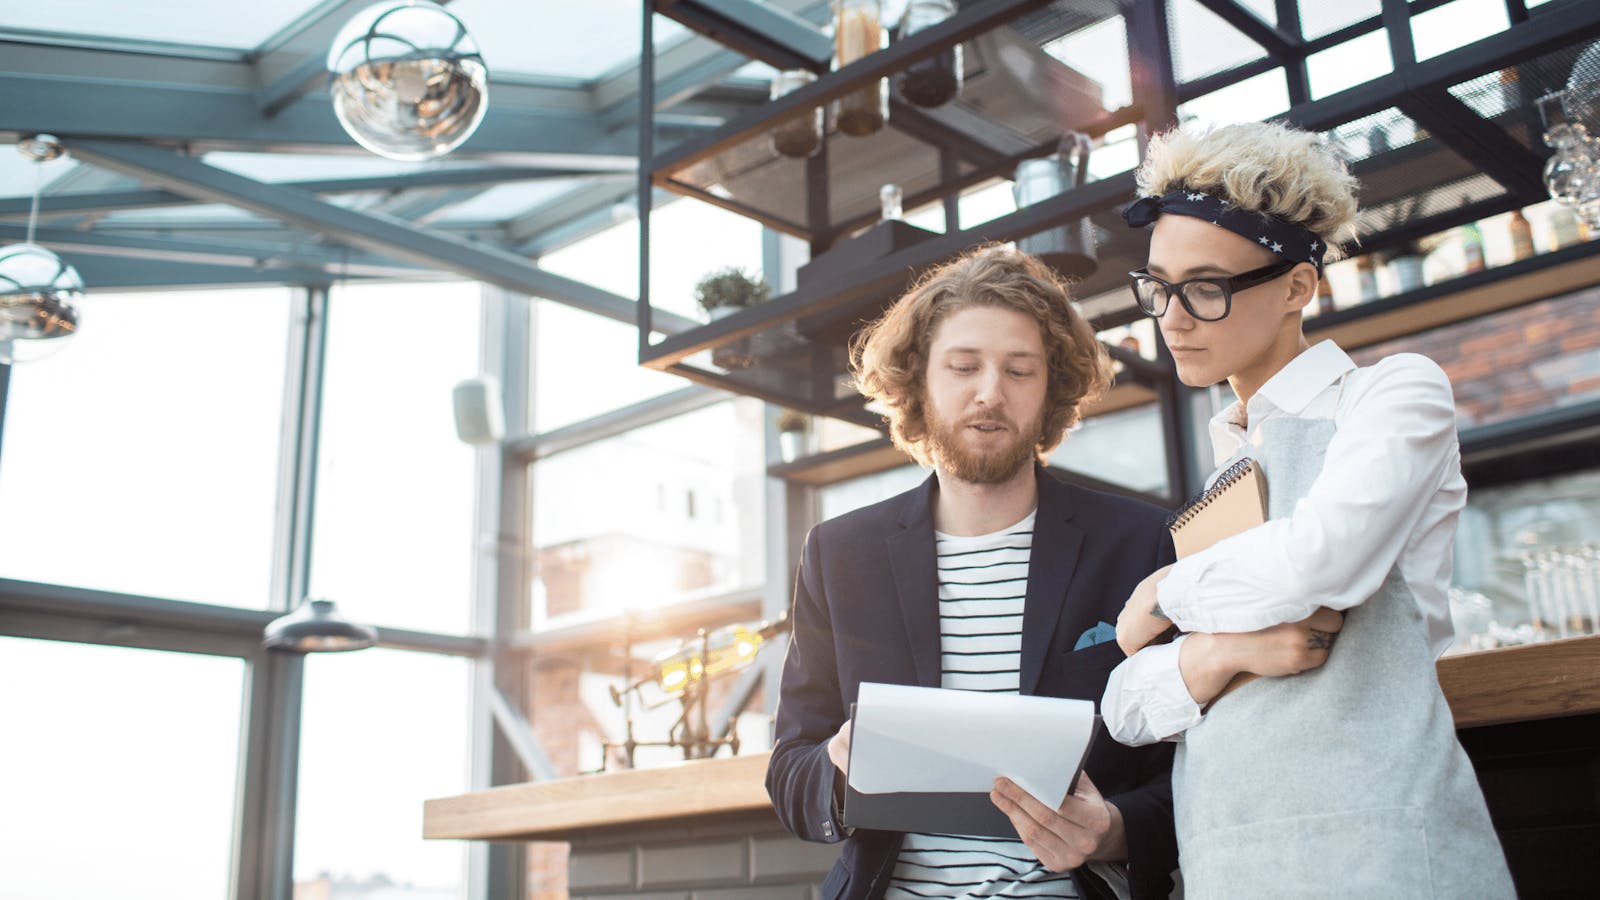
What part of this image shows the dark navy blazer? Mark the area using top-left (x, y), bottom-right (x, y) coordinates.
top-left (766, 467), bottom-right (1180, 900)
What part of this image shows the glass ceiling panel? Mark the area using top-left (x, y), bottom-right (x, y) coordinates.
top-left (431, 178), bottom-right (593, 223)
top-left (98, 204), bottom-right (273, 225)
top-left (201, 151), bottom-right (445, 183)
top-left (0, 147), bottom-right (75, 198)
top-left (0, 0), bottom-right (330, 52)
top-left (451, 0), bottom-right (688, 80)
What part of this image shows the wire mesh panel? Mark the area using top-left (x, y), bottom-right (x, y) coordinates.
top-left (1448, 40), bottom-right (1596, 152)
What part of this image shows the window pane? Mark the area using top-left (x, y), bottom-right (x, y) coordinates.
top-left (1043, 15), bottom-right (1132, 112)
top-left (0, 638), bottom-right (243, 899)
top-left (1049, 403), bottom-right (1171, 498)
top-left (1307, 28), bottom-right (1392, 100)
top-left (309, 282), bottom-right (480, 635)
top-left (819, 464), bottom-right (929, 521)
top-left (540, 198), bottom-right (765, 323)
top-left (1298, 0), bottom-right (1380, 40)
top-left (1169, 0), bottom-right (1268, 84)
top-left (295, 649), bottom-right (472, 897)
top-left (0, 287), bottom-right (291, 607)
top-left (0, 0), bottom-right (327, 50)
top-left (530, 299), bottom-right (686, 432)
top-left (531, 399), bottom-right (766, 625)
top-left (1412, 0), bottom-right (1509, 63)
top-left (1176, 68), bottom-right (1290, 130)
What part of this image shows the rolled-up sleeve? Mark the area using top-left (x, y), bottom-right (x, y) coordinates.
top-left (1102, 636), bottom-right (1202, 746)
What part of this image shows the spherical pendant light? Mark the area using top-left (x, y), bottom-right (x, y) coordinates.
top-left (0, 243), bottom-right (82, 364)
top-left (327, 0), bottom-right (489, 161)
top-left (2, 134), bottom-right (82, 365)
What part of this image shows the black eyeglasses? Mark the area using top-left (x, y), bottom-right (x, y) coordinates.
top-left (1128, 260), bottom-right (1300, 321)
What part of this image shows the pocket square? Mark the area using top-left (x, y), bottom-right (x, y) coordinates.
top-left (1074, 621), bottom-right (1118, 651)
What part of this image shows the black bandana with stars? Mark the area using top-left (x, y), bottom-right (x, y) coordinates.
top-left (1123, 188), bottom-right (1326, 275)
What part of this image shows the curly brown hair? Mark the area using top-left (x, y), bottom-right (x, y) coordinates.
top-left (850, 244), bottom-right (1112, 467)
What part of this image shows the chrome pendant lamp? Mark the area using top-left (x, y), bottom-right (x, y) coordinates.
top-left (0, 134), bottom-right (82, 365)
top-left (264, 598), bottom-right (379, 653)
top-left (326, 0), bottom-right (489, 161)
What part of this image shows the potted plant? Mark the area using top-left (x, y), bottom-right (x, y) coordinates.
top-left (694, 266), bottom-right (771, 319)
top-left (775, 407), bottom-right (809, 462)
top-left (694, 267), bottom-right (771, 370)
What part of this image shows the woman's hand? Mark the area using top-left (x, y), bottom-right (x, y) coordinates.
top-left (1177, 607), bottom-right (1345, 705)
top-left (1115, 564), bottom-right (1175, 654)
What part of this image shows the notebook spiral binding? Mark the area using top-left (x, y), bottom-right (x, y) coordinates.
top-left (1164, 457), bottom-right (1257, 532)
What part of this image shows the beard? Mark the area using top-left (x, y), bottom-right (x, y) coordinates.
top-left (925, 405), bottom-right (1042, 485)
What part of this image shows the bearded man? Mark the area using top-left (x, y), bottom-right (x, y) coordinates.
top-left (765, 245), bottom-right (1181, 900)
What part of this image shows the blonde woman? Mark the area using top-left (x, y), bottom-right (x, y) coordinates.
top-left (1101, 121), bottom-right (1516, 898)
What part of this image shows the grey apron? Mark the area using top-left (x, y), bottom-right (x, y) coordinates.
top-left (1172, 411), bottom-right (1516, 899)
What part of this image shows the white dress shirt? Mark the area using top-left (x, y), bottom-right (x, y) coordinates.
top-left (1102, 340), bottom-right (1467, 746)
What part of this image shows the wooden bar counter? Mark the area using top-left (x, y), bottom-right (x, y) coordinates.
top-left (425, 635), bottom-right (1600, 899)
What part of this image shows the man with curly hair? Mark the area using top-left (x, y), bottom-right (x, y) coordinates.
top-left (766, 244), bottom-right (1188, 900)
top-left (1104, 121), bottom-right (1515, 897)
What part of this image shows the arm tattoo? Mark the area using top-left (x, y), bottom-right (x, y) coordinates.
top-left (1150, 604), bottom-right (1170, 620)
top-left (1308, 629), bottom-right (1335, 650)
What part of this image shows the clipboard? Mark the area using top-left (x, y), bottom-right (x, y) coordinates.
top-left (840, 683), bottom-right (1099, 839)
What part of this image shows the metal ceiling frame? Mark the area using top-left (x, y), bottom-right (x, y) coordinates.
top-left (61, 137), bottom-right (698, 333)
top-left (0, 1), bottom-right (802, 296)
top-left (0, 166), bottom-right (630, 221)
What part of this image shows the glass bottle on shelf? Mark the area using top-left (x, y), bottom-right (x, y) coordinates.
top-left (833, 0), bottom-right (887, 136)
top-left (1461, 215), bottom-right (1486, 273)
top-left (1316, 270), bottom-right (1337, 315)
top-left (895, 0), bottom-right (961, 108)
top-left (769, 69), bottom-right (823, 159)
top-left (1550, 204), bottom-right (1583, 248)
top-left (879, 183), bottom-right (903, 222)
top-left (1354, 253), bottom-right (1378, 302)
top-left (1507, 208), bottom-right (1536, 261)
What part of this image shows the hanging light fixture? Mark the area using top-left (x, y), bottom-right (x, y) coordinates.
top-left (264, 598), bottom-right (378, 653)
top-left (326, 0), bottom-right (489, 161)
top-left (0, 134), bottom-right (82, 365)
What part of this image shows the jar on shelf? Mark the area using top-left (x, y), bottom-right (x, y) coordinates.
top-left (879, 183), bottom-right (903, 222)
top-left (769, 69), bottom-right (823, 159)
top-left (833, 0), bottom-right (887, 136)
top-left (896, 0), bottom-right (961, 108)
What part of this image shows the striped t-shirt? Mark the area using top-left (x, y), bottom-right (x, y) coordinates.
top-left (883, 510), bottom-right (1080, 900)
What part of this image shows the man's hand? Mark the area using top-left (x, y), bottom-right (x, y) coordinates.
top-left (1115, 564), bottom-right (1175, 655)
top-left (826, 720), bottom-right (851, 774)
top-left (1178, 607), bottom-right (1345, 705)
top-left (990, 773), bottom-right (1126, 872)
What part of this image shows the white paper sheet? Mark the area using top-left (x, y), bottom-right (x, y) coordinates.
top-left (847, 681), bottom-right (1097, 808)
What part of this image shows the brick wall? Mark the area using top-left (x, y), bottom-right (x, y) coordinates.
top-left (1348, 286), bottom-right (1600, 429)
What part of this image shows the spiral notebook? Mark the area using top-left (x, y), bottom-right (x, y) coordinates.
top-left (1166, 457), bottom-right (1268, 558)
top-left (1161, 457), bottom-right (1270, 703)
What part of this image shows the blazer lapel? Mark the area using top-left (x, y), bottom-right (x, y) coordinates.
top-left (888, 475), bottom-right (942, 688)
top-left (1020, 470), bottom-right (1086, 695)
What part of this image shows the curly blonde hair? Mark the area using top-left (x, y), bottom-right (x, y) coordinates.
top-left (850, 244), bottom-right (1111, 467)
top-left (1136, 121), bottom-right (1360, 261)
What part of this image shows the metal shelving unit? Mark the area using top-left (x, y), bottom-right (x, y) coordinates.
top-left (636, 0), bottom-right (1600, 503)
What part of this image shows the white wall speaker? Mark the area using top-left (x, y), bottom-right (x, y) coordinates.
top-left (451, 375), bottom-right (505, 446)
